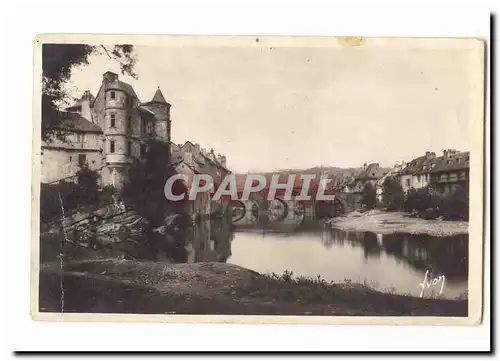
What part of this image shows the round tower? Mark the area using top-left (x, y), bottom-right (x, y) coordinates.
top-left (103, 75), bottom-right (131, 192)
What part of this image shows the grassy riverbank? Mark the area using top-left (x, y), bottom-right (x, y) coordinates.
top-left (39, 259), bottom-right (467, 316)
top-left (328, 210), bottom-right (468, 236)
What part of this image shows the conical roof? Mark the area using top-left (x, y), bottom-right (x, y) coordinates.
top-left (151, 87), bottom-right (167, 103)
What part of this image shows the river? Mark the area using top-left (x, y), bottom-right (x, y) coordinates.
top-left (225, 228), bottom-right (468, 299)
top-left (41, 217), bottom-right (469, 300)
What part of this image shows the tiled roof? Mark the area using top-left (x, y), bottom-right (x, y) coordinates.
top-left (399, 156), bottom-right (426, 175)
top-left (173, 159), bottom-right (200, 174)
top-left (416, 156), bottom-right (443, 174)
top-left (430, 152), bottom-right (470, 173)
top-left (105, 80), bottom-right (139, 99)
top-left (57, 112), bottom-right (103, 133)
top-left (200, 152), bottom-right (230, 172)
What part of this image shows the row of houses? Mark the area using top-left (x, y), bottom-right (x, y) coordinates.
top-left (169, 141), bottom-right (232, 215)
top-left (342, 149), bottom-right (470, 203)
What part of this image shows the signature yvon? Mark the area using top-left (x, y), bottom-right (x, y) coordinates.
top-left (418, 270), bottom-right (445, 298)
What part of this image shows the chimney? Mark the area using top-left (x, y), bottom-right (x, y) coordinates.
top-left (363, 163), bottom-right (367, 168)
top-left (82, 90), bottom-right (92, 100)
top-left (102, 71), bottom-right (118, 84)
top-left (80, 91), bottom-right (93, 122)
top-left (425, 151), bottom-right (435, 160)
top-left (443, 149), bottom-right (449, 162)
top-left (220, 156), bottom-right (227, 168)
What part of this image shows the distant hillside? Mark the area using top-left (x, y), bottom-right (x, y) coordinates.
top-left (234, 165), bottom-right (391, 189)
top-left (237, 166), bottom-right (390, 178)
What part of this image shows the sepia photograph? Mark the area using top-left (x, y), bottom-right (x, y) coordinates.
top-left (32, 35), bottom-right (485, 323)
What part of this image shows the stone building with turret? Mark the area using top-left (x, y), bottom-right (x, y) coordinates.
top-left (41, 71), bottom-right (172, 191)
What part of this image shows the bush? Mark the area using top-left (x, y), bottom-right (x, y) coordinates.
top-left (403, 184), bottom-right (468, 221)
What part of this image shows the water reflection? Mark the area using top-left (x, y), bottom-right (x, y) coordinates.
top-left (227, 227), bottom-right (469, 299)
top-left (321, 229), bottom-right (468, 282)
top-left (150, 219), bottom-right (235, 264)
top-left (188, 219), bottom-right (234, 263)
top-left (48, 211), bottom-right (467, 299)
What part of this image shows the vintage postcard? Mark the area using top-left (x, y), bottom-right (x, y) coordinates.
top-left (31, 35), bottom-right (485, 325)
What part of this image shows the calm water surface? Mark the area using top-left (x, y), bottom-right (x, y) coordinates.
top-left (42, 217), bottom-right (468, 300)
top-left (227, 228), bottom-right (468, 299)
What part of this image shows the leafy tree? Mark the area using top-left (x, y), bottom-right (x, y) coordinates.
top-left (404, 186), bottom-right (441, 214)
top-left (381, 176), bottom-right (405, 211)
top-left (123, 139), bottom-right (185, 227)
top-left (361, 182), bottom-right (377, 210)
top-left (42, 44), bottom-right (137, 142)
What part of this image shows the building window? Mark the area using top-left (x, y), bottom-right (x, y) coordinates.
top-left (140, 144), bottom-right (146, 158)
top-left (405, 179), bottom-right (410, 187)
top-left (140, 118), bottom-right (146, 134)
top-left (69, 156), bottom-right (72, 162)
top-left (110, 141), bottom-right (115, 153)
top-left (78, 154), bottom-right (86, 165)
top-left (110, 113), bottom-right (116, 128)
top-left (417, 175), bottom-right (421, 182)
top-left (127, 141), bottom-right (132, 156)
top-left (110, 91), bottom-right (115, 99)
top-left (127, 116), bottom-right (132, 133)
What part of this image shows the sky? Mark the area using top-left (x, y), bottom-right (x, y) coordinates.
top-left (65, 38), bottom-right (481, 173)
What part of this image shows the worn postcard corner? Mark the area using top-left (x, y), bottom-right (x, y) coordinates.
top-left (31, 34), bottom-right (486, 325)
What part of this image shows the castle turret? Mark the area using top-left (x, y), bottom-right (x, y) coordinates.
top-left (147, 87), bottom-right (171, 142)
top-left (102, 72), bottom-right (131, 192)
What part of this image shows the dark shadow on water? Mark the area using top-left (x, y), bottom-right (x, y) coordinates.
top-left (325, 228), bottom-right (469, 282)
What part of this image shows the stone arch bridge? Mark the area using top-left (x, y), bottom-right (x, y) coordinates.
top-left (231, 192), bottom-right (360, 227)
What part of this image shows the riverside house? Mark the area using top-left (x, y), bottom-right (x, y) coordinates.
top-left (398, 152), bottom-right (436, 193)
top-left (428, 149), bottom-right (470, 195)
